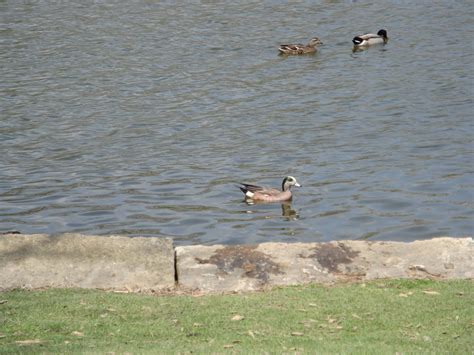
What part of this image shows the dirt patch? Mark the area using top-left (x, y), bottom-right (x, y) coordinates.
top-left (301, 242), bottom-right (360, 273)
top-left (196, 245), bottom-right (283, 282)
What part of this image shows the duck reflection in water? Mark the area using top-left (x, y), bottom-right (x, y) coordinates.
top-left (281, 202), bottom-right (299, 220)
top-left (242, 201), bottom-right (300, 221)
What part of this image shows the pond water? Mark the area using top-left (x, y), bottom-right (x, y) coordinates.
top-left (1, 1), bottom-right (473, 245)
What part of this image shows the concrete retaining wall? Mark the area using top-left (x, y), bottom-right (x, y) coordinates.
top-left (0, 234), bottom-right (174, 292)
top-left (1, 234), bottom-right (472, 293)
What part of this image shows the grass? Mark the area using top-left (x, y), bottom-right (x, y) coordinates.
top-left (0, 280), bottom-right (472, 353)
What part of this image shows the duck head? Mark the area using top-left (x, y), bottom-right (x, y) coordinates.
top-left (282, 176), bottom-right (302, 191)
top-left (377, 29), bottom-right (388, 40)
top-left (308, 37), bottom-right (323, 47)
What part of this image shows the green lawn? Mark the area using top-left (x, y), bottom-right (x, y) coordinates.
top-left (1, 280), bottom-right (472, 353)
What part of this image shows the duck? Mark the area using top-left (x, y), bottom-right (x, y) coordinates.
top-left (352, 29), bottom-right (388, 47)
top-left (239, 176), bottom-right (302, 203)
top-left (278, 37), bottom-right (323, 55)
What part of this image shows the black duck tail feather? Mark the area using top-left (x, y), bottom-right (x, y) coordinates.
top-left (239, 186), bottom-right (248, 194)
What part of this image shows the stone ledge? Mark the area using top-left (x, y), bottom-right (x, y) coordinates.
top-left (0, 234), bottom-right (472, 293)
top-left (0, 233), bottom-right (175, 292)
top-left (176, 238), bottom-right (473, 292)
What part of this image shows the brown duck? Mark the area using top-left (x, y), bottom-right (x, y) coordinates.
top-left (278, 37), bottom-right (323, 55)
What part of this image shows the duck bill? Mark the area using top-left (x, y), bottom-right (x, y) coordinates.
top-left (295, 182), bottom-right (302, 187)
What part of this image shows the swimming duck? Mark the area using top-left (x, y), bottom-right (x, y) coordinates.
top-left (352, 29), bottom-right (388, 47)
top-left (239, 176), bottom-right (302, 202)
top-left (278, 37), bottom-right (323, 55)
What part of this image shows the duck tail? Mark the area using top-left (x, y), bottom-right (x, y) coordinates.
top-left (238, 186), bottom-right (248, 194)
top-left (352, 36), bottom-right (363, 45)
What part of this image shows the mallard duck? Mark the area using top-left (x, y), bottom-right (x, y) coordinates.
top-left (278, 37), bottom-right (323, 55)
top-left (352, 29), bottom-right (388, 47)
top-left (239, 176), bottom-right (302, 202)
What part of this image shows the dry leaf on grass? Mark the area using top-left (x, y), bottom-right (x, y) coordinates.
top-left (231, 314), bottom-right (244, 321)
top-left (71, 331), bottom-right (84, 337)
top-left (223, 344), bottom-right (234, 349)
top-left (291, 332), bottom-right (304, 336)
top-left (15, 339), bottom-right (43, 345)
top-left (422, 290), bottom-right (440, 295)
top-left (300, 319), bottom-right (317, 328)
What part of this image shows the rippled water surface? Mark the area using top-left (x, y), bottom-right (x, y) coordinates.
top-left (1, 1), bottom-right (473, 245)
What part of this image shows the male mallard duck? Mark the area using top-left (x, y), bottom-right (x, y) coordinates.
top-left (239, 176), bottom-right (302, 202)
top-left (278, 37), bottom-right (323, 55)
top-left (352, 29), bottom-right (388, 47)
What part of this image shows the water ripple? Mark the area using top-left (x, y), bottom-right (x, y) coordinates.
top-left (1, 2), bottom-right (472, 244)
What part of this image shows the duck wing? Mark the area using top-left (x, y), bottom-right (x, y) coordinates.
top-left (279, 43), bottom-right (304, 51)
top-left (239, 183), bottom-right (264, 193)
top-left (256, 187), bottom-right (281, 196)
top-left (353, 33), bottom-right (379, 45)
top-left (360, 33), bottom-right (380, 40)
top-left (239, 183), bottom-right (281, 196)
